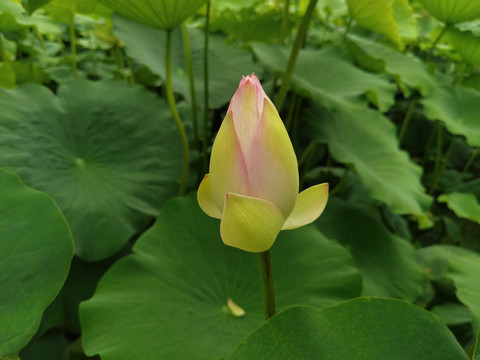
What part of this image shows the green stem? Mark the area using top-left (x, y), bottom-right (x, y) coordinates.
top-left (398, 98), bottom-right (417, 145)
top-left (89, 32), bottom-right (98, 80)
top-left (127, 57), bottom-right (135, 87)
top-left (202, 0), bottom-right (211, 173)
top-left (269, 0), bottom-right (291, 97)
top-left (300, 142), bottom-right (316, 189)
top-left (69, 13), bottom-right (77, 78)
top-left (279, 0), bottom-right (291, 43)
top-left (429, 122), bottom-right (443, 194)
top-left (115, 46), bottom-right (126, 81)
top-left (166, 30), bottom-right (190, 196)
top-left (427, 25), bottom-right (448, 63)
top-left (462, 147), bottom-right (480, 174)
top-left (274, 0), bottom-right (318, 110)
top-left (284, 93), bottom-right (298, 132)
top-left (298, 140), bottom-right (316, 166)
top-left (421, 123), bottom-right (437, 167)
top-left (181, 24), bottom-right (201, 158)
top-left (0, 34), bottom-right (4, 62)
top-left (340, 17), bottom-right (353, 45)
top-left (258, 250), bottom-right (275, 320)
top-left (330, 168), bottom-right (350, 196)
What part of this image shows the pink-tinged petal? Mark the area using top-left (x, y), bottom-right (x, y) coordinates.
top-left (209, 111), bottom-right (249, 212)
top-left (227, 74), bottom-right (268, 161)
top-left (220, 193), bottom-right (285, 252)
top-left (282, 183), bottom-right (329, 230)
top-left (197, 174), bottom-right (222, 219)
top-left (248, 98), bottom-right (299, 218)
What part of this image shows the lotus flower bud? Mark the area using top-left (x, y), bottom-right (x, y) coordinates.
top-left (198, 74), bottom-right (328, 252)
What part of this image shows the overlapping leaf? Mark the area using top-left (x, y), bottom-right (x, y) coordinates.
top-left (0, 169), bottom-right (73, 357)
top-left (307, 106), bottom-right (432, 216)
top-left (0, 79), bottom-right (182, 261)
top-left (228, 298), bottom-right (468, 360)
top-left (347, 34), bottom-right (436, 96)
top-left (253, 44), bottom-right (396, 112)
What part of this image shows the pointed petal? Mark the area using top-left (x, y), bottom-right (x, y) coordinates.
top-left (248, 99), bottom-right (299, 218)
top-left (197, 174), bottom-right (222, 219)
top-left (228, 74), bottom-right (267, 161)
top-left (209, 111), bottom-right (249, 212)
top-left (282, 183), bottom-right (329, 230)
top-left (220, 193), bottom-right (285, 252)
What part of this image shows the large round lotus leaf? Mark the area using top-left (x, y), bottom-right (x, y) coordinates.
top-left (228, 298), bottom-right (469, 360)
top-left (417, 0), bottom-right (480, 24)
top-left (0, 169), bottom-right (74, 358)
top-left (99, 0), bottom-right (207, 30)
top-left (80, 195), bottom-right (361, 360)
top-left (0, 79), bottom-right (182, 261)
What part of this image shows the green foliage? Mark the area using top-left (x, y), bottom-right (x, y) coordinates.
top-left (80, 195), bottom-right (361, 360)
top-left (1, 0), bottom-right (480, 358)
top-left (0, 79), bottom-right (182, 261)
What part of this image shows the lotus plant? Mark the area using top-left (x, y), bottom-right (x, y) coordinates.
top-left (198, 74), bottom-right (328, 253)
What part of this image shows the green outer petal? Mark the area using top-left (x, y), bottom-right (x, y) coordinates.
top-left (209, 111), bottom-right (249, 212)
top-left (248, 99), bottom-right (299, 218)
top-left (197, 174), bottom-right (222, 219)
top-left (282, 183), bottom-right (329, 230)
top-left (220, 193), bottom-right (285, 252)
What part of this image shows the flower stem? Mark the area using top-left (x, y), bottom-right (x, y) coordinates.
top-left (462, 147), bottom-right (480, 174)
top-left (202, 0), bottom-right (211, 173)
top-left (166, 29), bottom-right (190, 196)
top-left (258, 250), bottom-right (275, 320)
top-left (398, 98), bottom-right (417, 145)
top-left (427, 25), bottom-right (448, 63)
top-left (0, 34), bottom-right (4, 62)
top-left (181, 24), bottom-right (200, 156)
top-left (69, 13), bottom-right (77, 78)
top-left (274, 0), bottom-right (318, 110)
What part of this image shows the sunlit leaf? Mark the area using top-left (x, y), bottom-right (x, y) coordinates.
top-left (0, 169), bottom-right (73, 357)
top-left (253, 44), bottom-right (396, 111)
top-left (228, 298), bottom-right (469, 360)
top-left (307, 106), bottom-right (432, 216)
top-left (24, 0), bottom-right (53, 14)
top-left (80, 195), bottom-right (361, 360)
top-left (439, 192), bottom-right (480, 224)
top-left (417, 0), bottom-right (480, 24)
top-left (346, 0), bottom-right (416, 47)
top-left (0, 79), bottom-right (182, 261)
top-left (444, 27), bottom-right (480, 66)
top-left (99, 0), bottom-right (207, 30)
